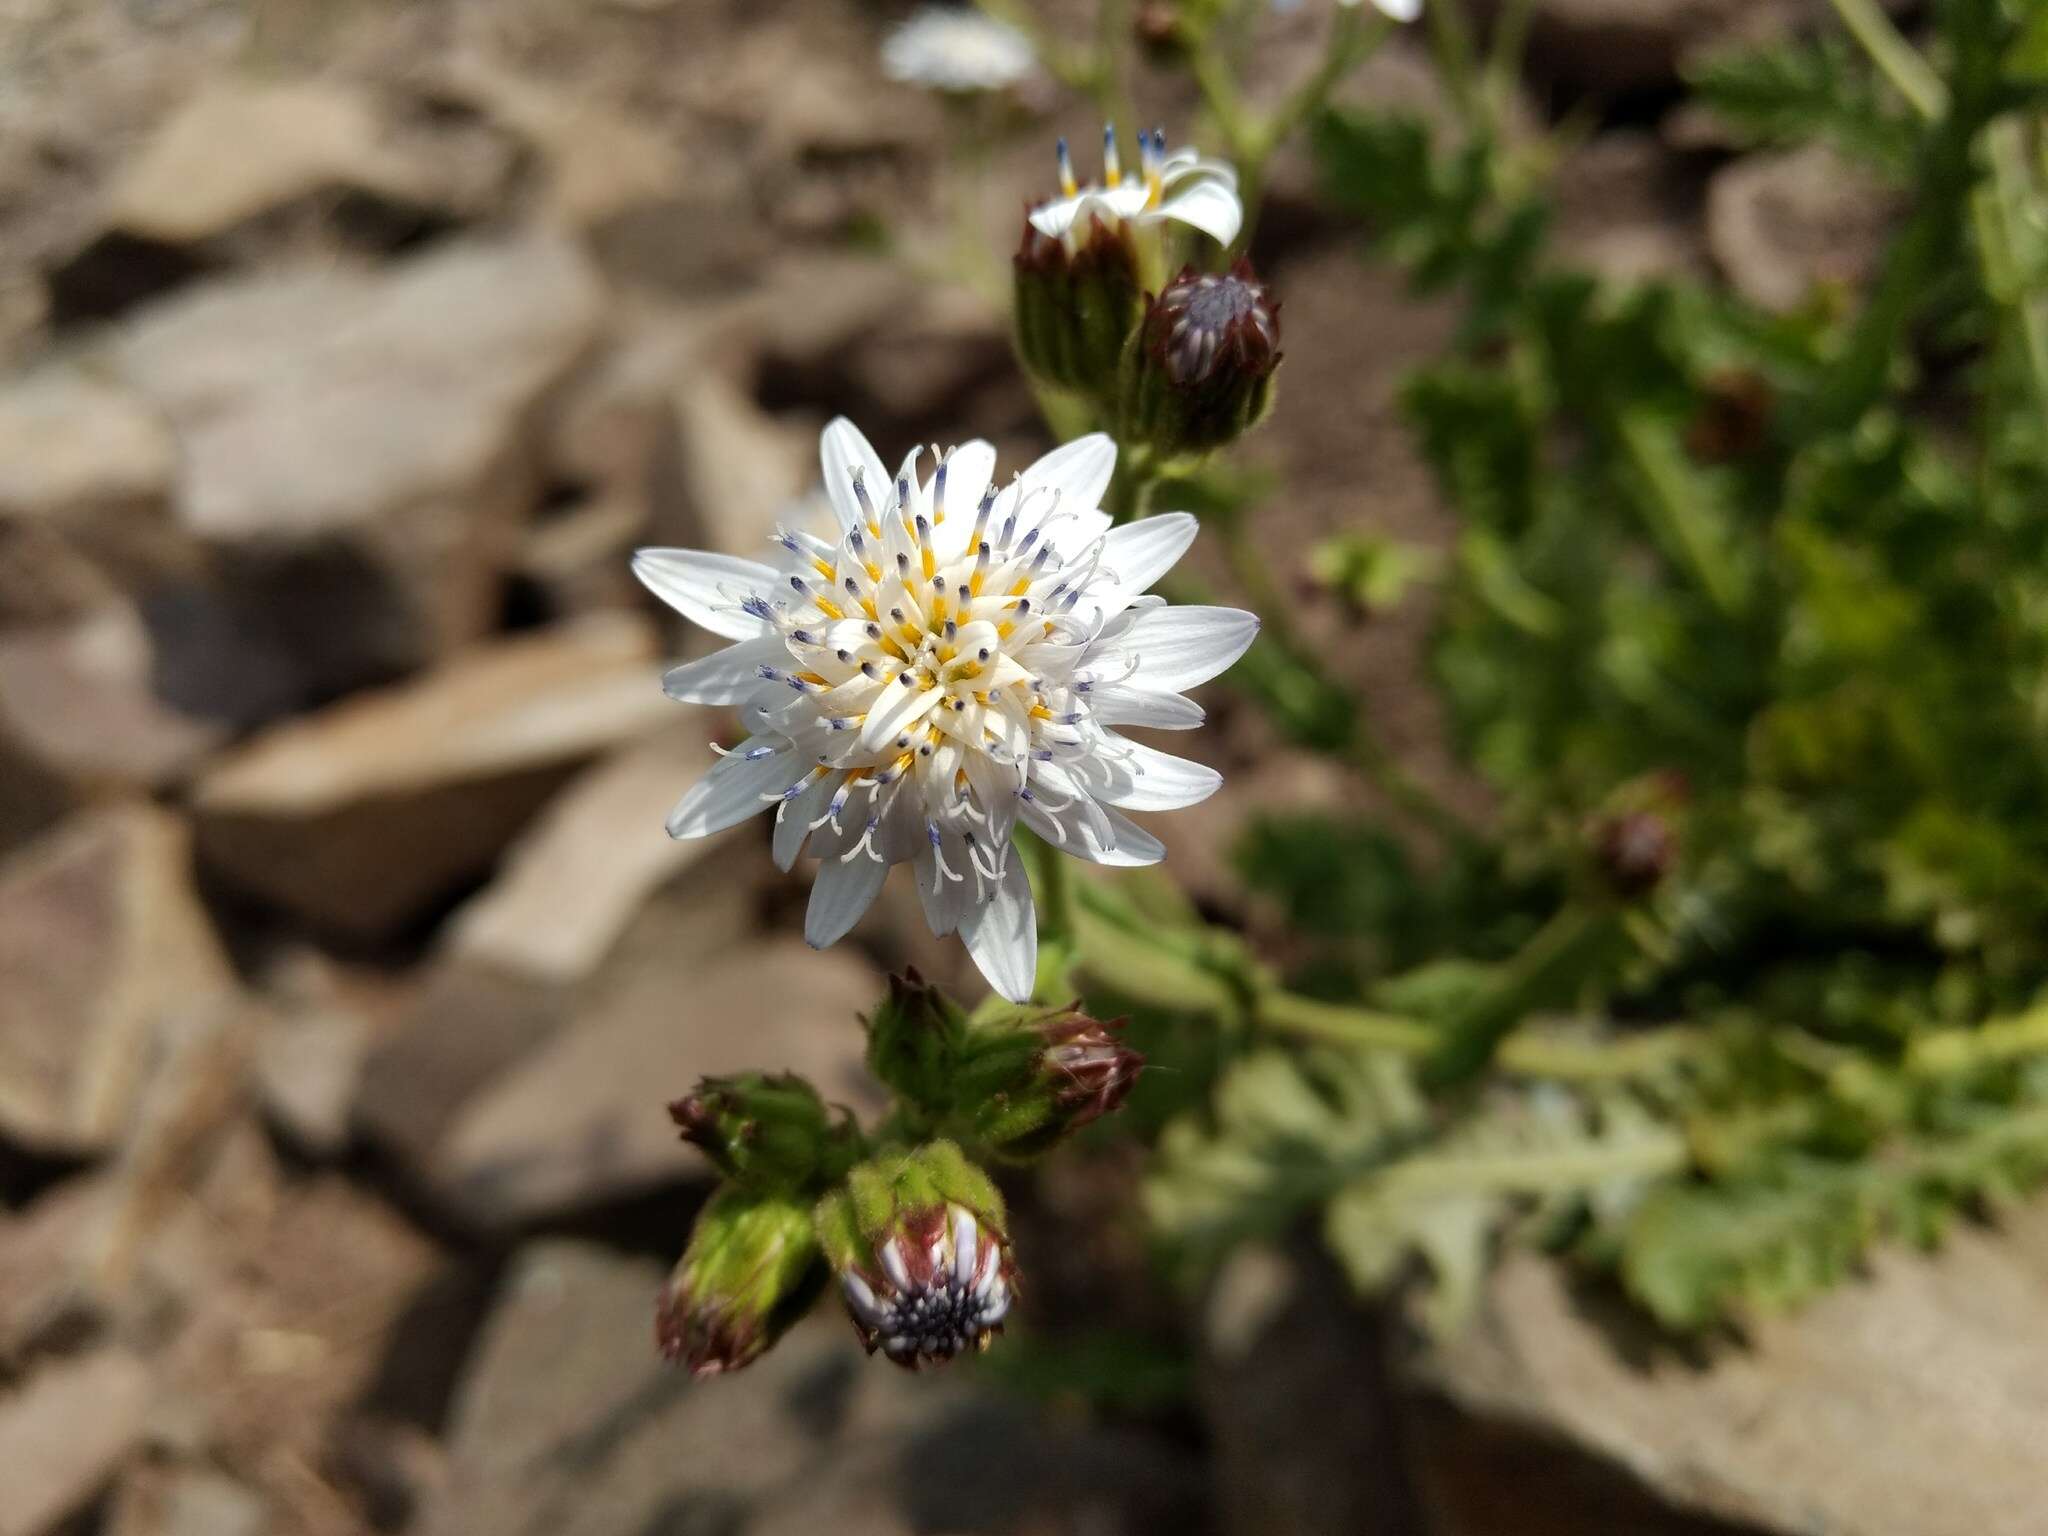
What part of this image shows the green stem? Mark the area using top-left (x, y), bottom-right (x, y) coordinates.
top-left (1980, 117), bottom-right (2048, 433)
top-left (1104, 450), bottom-right (1158, 524)
top-left (1825, 0), bottom-right (1948, 121)
top-left (1615, 408), bottom-right (1746, 617)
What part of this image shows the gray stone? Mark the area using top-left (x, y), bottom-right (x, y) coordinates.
top-left (0, 1346), bottom-right (153, 1536)
top-left (190, 613), bottom-right (671, 940)
top-left (1707, 144), bottom-right (1900, 313)
top-left (1412, 1207), bottom-right (2048, 1536)
top-left (444, 724), bottom-right (733, 986)
top-left (0, 805), bottom-right (237, 1157)
top-left (102, 78), bottom-right (431, 248)
top-left (105, 1465), bottom-right (269, 1536)
top-left (424, 1240), bottom-right (1204, 1536)
top-left (0, 364), bottom-right (176, 525)
top-left (105, 233), bottom-right (606, 712)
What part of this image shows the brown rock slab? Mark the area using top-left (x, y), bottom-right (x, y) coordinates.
top-left (0, 364), bottom-right (176, 525)
top-left (1707, 144), bottom-right (1900, 313)
top-left (1412, 1208), bottom-right (2048, 1536)
top-left (445, 724), bottom-right (730, 986)
top-left (0, 805), bottom-right (236, 1157)
top-left (0, 1346), bottom-right (154, 1536)
top-left (191, 613), bottom-right (671, 940)
top-left (104, 77), bottom-right (429, 247)
top-left (105, 233), bottom-right (606, 712)
top-left (422, 1240), bottom-right (1203, 1536)
top-left (104, 1464), bottom-right (269, 1536)
top-left (0, 606), bottom-right (226, 794)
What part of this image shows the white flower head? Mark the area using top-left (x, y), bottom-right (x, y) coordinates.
top-left (635, 421), bottom-right (1257, 1003)
top-left (882, 6), bottom-right (1037, 93)
top-left (1028, 125), bottom-right (1243, 253)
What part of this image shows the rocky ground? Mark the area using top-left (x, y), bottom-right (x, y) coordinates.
top-left (0, 2), bottom-right (2001, 1535)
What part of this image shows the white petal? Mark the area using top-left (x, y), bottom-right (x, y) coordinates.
top-left (915, 841), bottom-right (972, 937)
top-left (1086, 808), bottom-right (1167, 866)
top-left (662, 635), bottom-right (787, 705)
top-left (1372, 0), bottom-right (1422, 20)
top-left (666, 741), bottom-right (791, 839)
top-left (860, 681), bottom-right (944, 751)
top-left (1094, 513), bottom-right (1198, 608)
top-left (1027, 191), bottom-right (1087, 239)
top-left (1090, 683), bottom-right (1205, 730)
top-left (933, 440), bottom-right (998, 558)
top-left (805, 852), bottom-right (889, 948)
top-left (774, 770), bottom-right (838, 871)
top-left (960, 854), bottom-right (1037, 1002)
top-left (1020, 434), bottom-right (1117, 513)
top-left (633, 549), bottom-right (778, 641)
top-left (1099, 740), bottom-right (1223, 811)
top-left (1158, 178), bottom-right (1243, 247)
top-left (1106, 605), bottom-right (1259, 693)
top-left (821, 418), bottom-right (890, 534)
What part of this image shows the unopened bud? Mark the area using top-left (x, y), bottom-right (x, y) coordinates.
top-left (968, 1005), bottom-right (1143, 1159)
top-left (1586, 772), bottom-right (1688, 899)
top-left (1118, 260), bottom-right (1280, 456)
top-left (1013, 212), bottom-right (1144, 402)
top-left (658, 1186), bottom-right (826, 1376)
top-left (815, 1140), bottom-right (1016, 1369)
top-left (668, 1072), bottom-right (853, 1193)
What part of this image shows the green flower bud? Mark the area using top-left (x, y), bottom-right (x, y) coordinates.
top-left (814, 1140), bottom-right (1016, 1370)
top-left (961, 1003), bottom-right (1144, 1160)
top-left (668, 1072), bottom-right (855, 1193)
top-left (862, 968), bottom-right (972, 1115)
top-left (1013, 211), bottom-right (1145, 402)
top-left (1117, 259), bottom-right (1281, 456)
top-left (658, 1185), bottom-right (827, 1376)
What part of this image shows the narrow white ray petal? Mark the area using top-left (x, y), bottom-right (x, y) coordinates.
top-left (960, 855), bottom-right (1037, 1003)
top-left (662, 635), bottom-right (787, 705)
top-left (1020, 434), bottom-right (1117, 513)
top-left (1090, 683), bottom-right (1206, 730)
top-left (633, 549), bottom-right (779, 641)
top-left (774, 770), bottom-right (837, 871)
top-left (666, 741), bottom-right (792, 838)
top-left (860, 682), bottom-right (944, 751)
top-left (805, 851), bottom-right (889, 948)
top-left (1159, 178), bottom-right (1242, 246)
top-left (1027, 191), bottom-right (1088, 238)
top-left (1094, 513), bottom-right (1199, 607)
top-left (1105, 605), bottom-right (1259, 693)
top-left (1086, 808), bottom-right (1167, 866)
top-left (1099, 740), bottom-right (1224, 811)
top-left (944, 441), bottom-right (997, 520)
top-left (822, 417), bottom-right (890, 533)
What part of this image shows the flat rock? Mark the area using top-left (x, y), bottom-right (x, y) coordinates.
top-left (1707, 143), bottom-right (1899, 313)
top-left (445, 725), bottom-right (730, 986)
top-left (103, 77), bottom-right (430, 247)
top-left (0, 364), bottom-right (176, 524)
top-left (422, 1240), bottom-right (1204, 1536)
top-left (0, 605), bottom-right (227, 795)
top-left (366, 869), bottom-right (878, 1230)
top-left (0, 805), bottom-right (236, 1157)
top-left (105, 233), bottom-right (606, 714)
top-left (105, 1465), bottom-right (269, 1536)
top-left (1412, 1205), bottom-right (2048, 1536)
top-left (191, 613), bottom-right (671, 940)
top-left (0, 1346), bottom-right (154, 1536)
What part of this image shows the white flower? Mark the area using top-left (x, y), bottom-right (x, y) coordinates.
top-left (1028, 126), bottom-right (1243, 251)
top-left (882, 6), bottom-right (1037, 93)
top-left (1340, 0), bottom-right (1423, 19)
top-left (634, 420), bottom-right (1256, 1003)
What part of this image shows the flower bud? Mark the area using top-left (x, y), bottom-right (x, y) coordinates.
top-left (1586, 771), bottom-right (1689, 899)
top-left (1013, 211), bottom-right (1144, 403)
top-left (1117, 259), bottom-right (1280, 456)
top-left (658, 1185), bottom-right (827, 1376)
top-left (966, 1005), bottom-right (1144, 1160)
top-left (668, 1072), bottom-right (853, 1194)
top-left (815, 1140), bottom-right (1016, 1369)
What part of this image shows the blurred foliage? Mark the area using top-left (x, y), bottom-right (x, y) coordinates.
top-left (1140, 0), bottom-right (2048, 1333)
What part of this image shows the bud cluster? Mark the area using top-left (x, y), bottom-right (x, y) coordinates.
top-left (1012, 124), bottom-right (1279, 458)
top-left (658, 975), bottom-right (1138, 1380)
